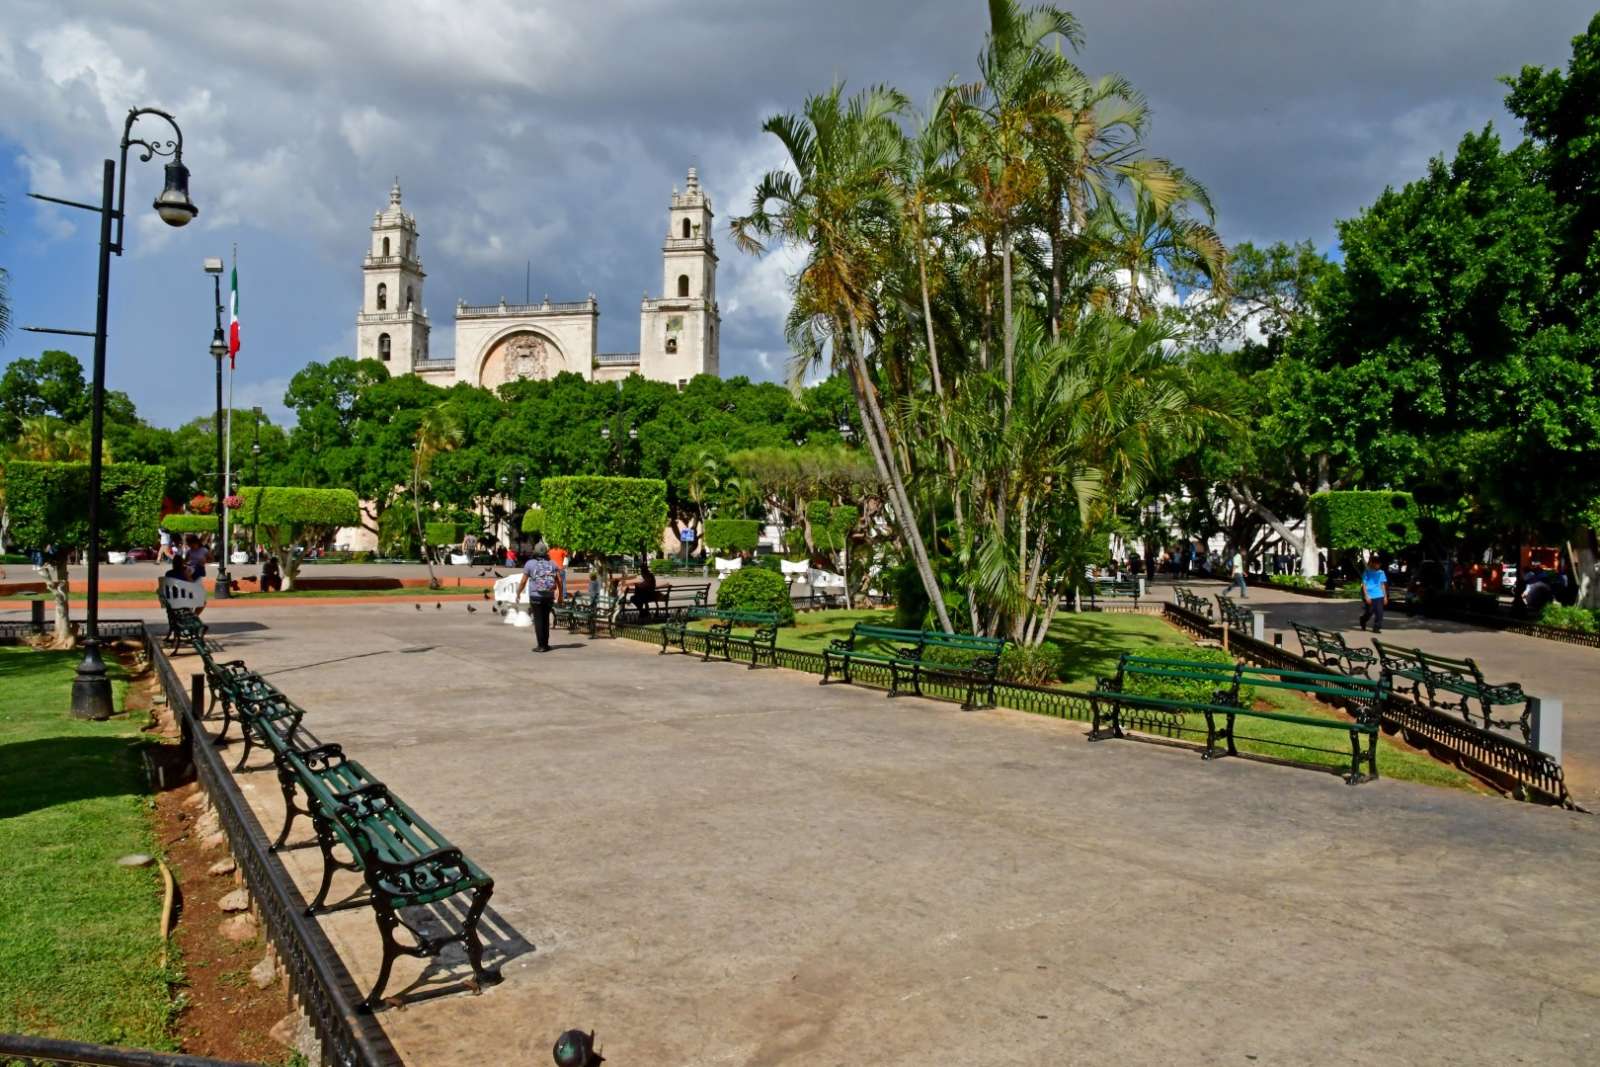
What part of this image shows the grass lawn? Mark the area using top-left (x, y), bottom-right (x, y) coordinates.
top-left (775, 607), bottom-right (1476, 791)
top-left (0, 647), bottom-right (176, 1048)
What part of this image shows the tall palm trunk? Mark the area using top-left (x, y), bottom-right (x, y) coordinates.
top-left (845, 316), bottom-right (954, 634)
top-left (1002, 231), bottom-right (1016, 417)
top-left (412, 452), bottom-right (440, 590)
top-left (1047, 185), bottom-right (1064, 342)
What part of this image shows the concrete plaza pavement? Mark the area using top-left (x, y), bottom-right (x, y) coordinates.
top-left (156, 604), bottom-right (1598, 1066)
top-left (1154, 579), bottom-right (1600, 809)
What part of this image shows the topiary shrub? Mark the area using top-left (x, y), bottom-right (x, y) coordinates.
top-left (998, 644), bottom-right (1060, 685)
top-left (703, 518), bottom-right (760, 554)
top-left (715, 567), bottom-right (795, 624)
top-left (235, 486), bottom-right (360, 591)
top-left (161, 513), bottom-right (218, 535)
top-left (541, 476), bottom-right (666, 557)
top-left (1120, 646), bottom-right (1254, 706)
top-left (424, 521), bottom-right (464, 547)
top-left (1309, 491), bottom-right (1419, 553)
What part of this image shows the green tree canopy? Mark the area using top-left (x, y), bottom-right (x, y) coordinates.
top-left (541, 476), bottom-right (667, 558)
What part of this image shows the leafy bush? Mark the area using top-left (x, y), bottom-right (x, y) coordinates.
top-left (998, 644), bottom-right (1059, 685)
top-left (377, 504), bottom-right (419, 558)
top-left (235, 486), bottom-right (360, 591)
top-left (805, 500), bottom-right (858, 554)
top-left (424, 521), bottom-right (463, 546)
top-left (1119, 646), bottom-right (1252, 706)
top-left (542, 476), bottom-right (666, 556)
top-left (715, 567), bottom-right (795, 624)
top-left (1539, 603), bottom-right (1598, 633)
top-left (703, 518), bottom-right (760, 553)
top-left (520, 507), bottom-right (546, 536)
top-left (1309, 491), bottom-right (1419, 553)
top-left (161, 513), bottom-right (218, 535)
top-left (349, 550), bottom-right (374, 564)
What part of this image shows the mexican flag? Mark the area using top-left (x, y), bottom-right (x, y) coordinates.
top-left (228, 264), bottom-right (241, 369)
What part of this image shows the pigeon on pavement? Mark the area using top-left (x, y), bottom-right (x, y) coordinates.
top-left (467, 605), bottom-right (477, 613)
top-left (414, 603), bottom-right (421, 611)
top-left (435, 602), bottom-right (442, 610)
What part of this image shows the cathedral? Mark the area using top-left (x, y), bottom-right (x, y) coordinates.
top-left (355, 168), bottom-right (721, 389)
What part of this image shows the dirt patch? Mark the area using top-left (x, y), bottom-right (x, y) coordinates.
top-left (110, 642), bottom-right (291, 1064)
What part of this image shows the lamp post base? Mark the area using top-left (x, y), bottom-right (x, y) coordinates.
top-left (214, 574), bottom-right (232, 599)
top-left (71, 639), bottom-right (114, 720)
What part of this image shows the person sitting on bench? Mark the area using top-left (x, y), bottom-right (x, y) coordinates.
top-left (616, 558), bottom-right (657, 615)
top-left (260, 555), bottom-right (283, 592)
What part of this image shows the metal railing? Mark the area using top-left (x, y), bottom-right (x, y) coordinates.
top-left (0, 1034), bottom-right (256, 1067)
top-left (594, 352), bottom-right (640, 365)
top-left (144, 628), bottom-right (403, 1067)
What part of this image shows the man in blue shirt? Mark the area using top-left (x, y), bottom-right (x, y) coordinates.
top-left (516, 541), bottom-right (565, 653)
top-left (1358, 555), bottom-right (1388, 633)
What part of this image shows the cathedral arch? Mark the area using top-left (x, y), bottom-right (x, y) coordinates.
top-left (677, 274), bottom-right (690, 298)
top-left (376, 283), bottom-right (387, 310)
top-left (474, 327), bottom-right (567, 390)
top-left (382, 236), bottom-right (390, 257)
top-left (378, 333), bottom-right (391, 361)
top-left (681, 218), bottom-right (691, 239)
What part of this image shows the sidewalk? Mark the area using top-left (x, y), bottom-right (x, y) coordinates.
top-left (1157, 579), bottom-right (1600, 810)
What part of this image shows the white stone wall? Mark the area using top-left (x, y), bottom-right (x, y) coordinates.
top-left (452, 310), bottom-right (598, 386)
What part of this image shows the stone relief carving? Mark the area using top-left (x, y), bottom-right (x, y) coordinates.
top-left (481, 331), bottom-right (555, 388)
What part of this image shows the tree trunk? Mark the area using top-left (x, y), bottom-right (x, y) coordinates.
top-left (1047, 185), bottom-right (1063, 343)
top-left (1002, 231), bottom-right (1016, 419)
top-left (45, 557), bottom-right (72, 646)
top-left (412, 455), bottom-right (440, 590)
top-left (1303, 453), bottom-right (1332, 580)
top-left (1572, 527), bottom-right (1600, 611)
top-left (278, 545), bottom-right (300, 592)
top-left (841, 534), bottom-right (853, 611)
top-left (846, 316), bottom-right (953, 634)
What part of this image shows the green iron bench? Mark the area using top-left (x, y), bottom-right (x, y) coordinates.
top-left (1083, 578), bottom-right (1140, 609)
top-left (1291, 621), bottom-right (1377, 678)
top-left (821, 624), bottom-right (1007, 710)
top-left (1173, 586), bottom-right (1214, 620)
top-left (697, 609), bottom-right (781, 668)
top-left (1214, 595), bottom-right (1252, 634)
top-left (1088, 652), bottom-right (1389, 783)
top-left (279, 744), bottom-right (499, 1010)
top-left (1372, 639), bottom-right (1530, 739)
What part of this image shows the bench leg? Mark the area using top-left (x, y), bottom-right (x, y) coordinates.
top-left (232, 730), bottom-right (256, 774)
top-left (911, 664), bottom-right (924, 698)
top-left (821, 653), bottom-right (834, 684)
top-left (1346, 729), bottom-right (1379, 785)
top-left (270, 763), bottom-right (305, 851)
top-left (305, 813), bottom-right (343, 916)
top-left (1088, 696), bottom-right (1123, 740)
top-left (363, 903), bottom-right (406, 1011)
top-left (463, 883), bottom-right (501, 993)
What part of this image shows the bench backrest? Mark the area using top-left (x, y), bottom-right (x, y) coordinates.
top-left (159, 576), bottom-right (206, 609)
top-left (1372, 639), bottom-right (1426, 672)
top-left (1414, 647), bottom-right (1485, 684)
top-left (1112, 653), bottom-right (1387, 719)
top-left (919, 631), bottom-right (1006, 655)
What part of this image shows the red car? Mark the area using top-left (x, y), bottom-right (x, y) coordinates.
top-left (126, 546), bottom-right (159, 562)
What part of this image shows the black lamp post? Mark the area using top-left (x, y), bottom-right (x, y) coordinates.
top-left (206, 258), bottom-right (232, 598)
top-left (24, 107), bottom-right (197, 720)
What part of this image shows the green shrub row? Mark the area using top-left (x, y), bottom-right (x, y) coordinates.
top-left (715, 567), bottom-right (795, 624)
top-left (1308, 490), bottom-right (1419, 552)
top-left (703, 518), bottom-right (760, 553)
top-left (1539, 603), bottom-right (1599, 633)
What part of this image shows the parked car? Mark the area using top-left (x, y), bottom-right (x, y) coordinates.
top-left (127, 546), bottom-right (158, 562)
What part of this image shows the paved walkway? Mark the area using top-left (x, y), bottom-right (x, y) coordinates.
top-left (153, 605), bottom-right (1596, 1065)
top-left (1155, 580), bottom-right (1600, 809)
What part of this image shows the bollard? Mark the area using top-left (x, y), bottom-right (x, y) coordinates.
top-left (190, 673), bottom-right (205, 718)
top-left (31, 598), bottom-right (46, 632)
top-left (1250, 610), bottom-right (1266, 642)
top-left (1529, 697), bottom-right (1563, 763)
top-left (1137, 577), bottom-right (1146, 598)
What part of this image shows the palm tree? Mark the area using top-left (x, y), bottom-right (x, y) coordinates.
top-left (411, 403), bottom-right (463, 589)
top-left (11, 416), bottom-right (96, 462)
top-left (1091, 172), bottom-right (1227, 320)
top-left (733, 83), bottom-right (956, 632)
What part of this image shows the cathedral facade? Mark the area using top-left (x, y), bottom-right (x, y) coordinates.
top-left (355, 168), bottom-right (720, 389)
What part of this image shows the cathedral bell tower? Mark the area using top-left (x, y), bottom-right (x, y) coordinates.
top-left (639, 167), bottom-right (720, 385)
top-left (356, 179), bottom-right (430, 372)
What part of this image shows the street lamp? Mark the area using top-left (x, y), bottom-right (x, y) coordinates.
top-left (205, 258), bottom-right (232, 599)
top-left (838, 420), bottom-right (855, 441)
top-left (251, 406), bottom-right (263, 483)
top-left (24, 106), bottom-right (197, 720)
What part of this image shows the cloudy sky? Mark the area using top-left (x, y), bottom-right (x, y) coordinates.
top-left (0, 0), bottom-right (1592, 429)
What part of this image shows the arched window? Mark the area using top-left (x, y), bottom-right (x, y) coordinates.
top-left (665, 337), bottom-right (678, 354)
top-left (406, 286), bottom-right (414, 308)
top-left (677, 274), bottom-right (690, 298)
top-left (376, 283), bottom-right (387, 310)
top-left (382, 236), bottom-right (390, 257)
top-left (378, 334), bottom-right (391, 361)
top-left (681, 218), bottom-right (691, 239)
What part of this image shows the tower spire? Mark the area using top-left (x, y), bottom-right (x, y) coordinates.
top-left (390, 177), bottom-right (403, 208)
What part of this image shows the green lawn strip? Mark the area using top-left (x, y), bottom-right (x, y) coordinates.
top-left (774, 607), bottom-right (1474, 790)
top-left (0, 647), bottom-right (176, 1049)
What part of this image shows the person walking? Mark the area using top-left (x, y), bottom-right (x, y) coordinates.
top-left (516, 540), bottom-right (564, 653)
top-left (1358, 555), bottom-right (1388, 632)
top-left (1231, 548), bottom-right (1248, 598)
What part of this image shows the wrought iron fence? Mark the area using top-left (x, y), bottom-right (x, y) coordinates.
top-left (0, 1034), bottom-right (256, 1067)
top-left (1160, 603), bottom-right (1574, 808)
top-left (0, 619), bottom-right (146, 641)
top-left (143, 629), bottom-right (402, 1067)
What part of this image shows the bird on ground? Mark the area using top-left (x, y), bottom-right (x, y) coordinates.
top-left (435, 602), bottom-right (442, 610)
top-left (482, 590), bottom-right (491, 600)
top-left (467, 605), bottom-right (477, 613)
top-left (414, 603), bottom-right (422, 611)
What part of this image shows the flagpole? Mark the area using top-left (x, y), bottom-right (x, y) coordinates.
top-left (222, 245), bottom-right (235, 576)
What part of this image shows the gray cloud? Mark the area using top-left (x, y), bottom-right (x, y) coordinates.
top-left (0, 0), bottom-right (1591, 427)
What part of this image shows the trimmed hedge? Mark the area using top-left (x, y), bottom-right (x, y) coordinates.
top-left (715, 567), bottom-right (795, 624)
top-left (424, 521), bottom-right (464, 546)
top-left (5, 461), bottom-right (164, 551)
top-left (1122, 646), bottom-right (1254, 705)
top-left (542, 476), bottom-right (666, 556)
top-left (235, 486), bottom-right (360, 529)
top-left (1309, 491), bottom-right (1419, 553)
top-left (161, 513), bottom-right (219, 535)
top-left (519, 507), bottom-right (546, 535)
top-left (703, 518), bottom-right (760, 553)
